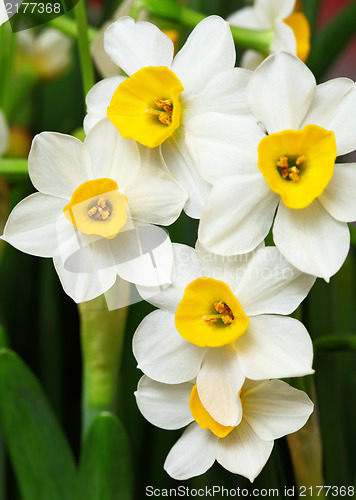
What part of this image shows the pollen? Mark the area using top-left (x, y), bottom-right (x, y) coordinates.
top-left (88, 197), bottom-right (111, 221)
top-left (146, 97), bottom-right (174, 126)
top-left (276, 154), bottom-right (306, 182)
top-left (202, 301), bottom-right (234, 325)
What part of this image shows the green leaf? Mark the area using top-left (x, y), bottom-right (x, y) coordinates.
top-left (0, 349), bottom-right (77, 500)
top-left (307, 1), bottom-right (356, 80)
top-left (78, 412), bottom-right (133, 500)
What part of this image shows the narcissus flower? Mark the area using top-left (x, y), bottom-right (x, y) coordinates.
top-left (1, 119), bottom-right (187, 303)
top-left (191, 52), bottom-right (356, 280)
top-left (136, 375), bottom-right (314, 481)
top-left (228, 0), bottom-right (310, 70)
top-left (133, 243), bottom-right (314, 427)
top-left (0, 109), bottom-right (9, 157)
top-left (16, 28), bottom-right (72, 80)
top-left (84, 15), bottom-right (252, 218)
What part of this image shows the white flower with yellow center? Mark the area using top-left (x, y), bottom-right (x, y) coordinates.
top-left (228, 0), bottom-right (310, 70)
top-left (189, 52), bottom-right (356, 281)
top-left (136, 375), bottom-right (313, 481)
top-left (133, 243), bottom-right (314, 427)
top-left (1, 119), bottom-right (187, 303)
top-left (0, 109), bottom-right (9, 157)
top-left (84, 15), bottom-right (252, 218)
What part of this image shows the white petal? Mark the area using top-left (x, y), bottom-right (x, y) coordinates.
top-left (164, 422), bottom-right (218, 480)
top-left (2, 193), bottom-right (65, 257)
top-left (240, 50), bottom-right (265, 71)
top-left (107, 223), bottom-right (175, 287)
top-left (161, 134), bottom-right (211, 219)
top-left (0, 109), bottom-right (9, 156)
top-left (54, 258), bottom-right (117, 303)
top-left (125, 166), bottom-right (187, 225)
top-left (171, 16), bottom-right (235, 95)
top-left (133, 309), bottom-right (207, 384)
top-left (247, 52), bottom-right (316, 133)
top-left (227, 7), bottom-right (261, 29)
top-left (217, 419), bottom-right (273, 482)
top-left (198, 175), bottom-right (279, 256)
top-left (236, 315), bottom-right (314, 379)
top-left (104, 17), bottom-right (174, 76)
top-left (195, 241), bottom-right (257, 294)
top-left (137, 244), bottom-right (202, 312)
top-left (135, 376), bottom-right (193, 430)
top-left (84, 118), bottom-right (141, 183)
top-left (256, 0), bottom-right (295, 24)
top-left (235, 246), bottom-right (315, 316)
top-left (271, 19), bottom-right (297, 54)
top-left (184, 68), bottom-right (252, 119)
top-left (324, 167), bottom-right (356, 224)
top-left (319, 163), bottom-right (356, 222)
top-left (84, 76), bottom-right (126, 134)
top-left (196, 347), bottom-right (244, 427)
top-left (53, 222), bottom-right (119, 302)
top-left (185, 113), bottom-right (264, 184)
top-left (301, 78), bottom-right (356, 156)
top-left (242, 379), bottom-right (314, 441)
top-left (29, 132), bottom-right (92, 199)
top-left (273, 199), bottom-right (350, 281)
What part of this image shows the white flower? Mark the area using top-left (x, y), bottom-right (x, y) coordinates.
top-left (84, 15), bottom-right (252, 218)
top-left (16, 28), bottom-right (72, 79)
top-left (91, 0), bottom-right (149, 79)
top-left (228, 0), bottom-right (310, 70)
top-left (190, 52), bottom-right (356, 281)
top-left (136, 375), bottom-right (314, 481)
top-left (0, 109), bottom-right (9, 157)
top-left (1, 119), bottom-right (187, 303)
top-left (133, 243), bottom-right (314, 427)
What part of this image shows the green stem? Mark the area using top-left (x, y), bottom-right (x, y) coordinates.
top-left (78, 289), bottom-right (130, 438)
top-left (142, 0), bottom-right (274, 53)
top-left (0, 159), bottom-right (28, 176)
top-left (287, 378), bottom-right (325, 498)
top-left (74, 0), bottom-right (95, 98)
top-left (0, 27), bottom-right (16, 120)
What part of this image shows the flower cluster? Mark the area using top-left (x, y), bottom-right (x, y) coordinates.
top-left (2, 4), bottom-right (356, 484)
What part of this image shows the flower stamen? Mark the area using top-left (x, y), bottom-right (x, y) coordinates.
top-left (202, 301), bottom-right (234, 325)
top-left (145, 97), bottom-right (173, 126)
top-left (88, 196), bottom-right (111, 221)
top-left (277, 154), bottom-right (306, 182)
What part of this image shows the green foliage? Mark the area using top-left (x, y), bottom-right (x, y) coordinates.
top-left (0, 349), bottom-right (77, 500)
top-left (78, 413), bottom-right (133, 500)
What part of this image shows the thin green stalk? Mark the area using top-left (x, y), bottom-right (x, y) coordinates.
top-left (0, 159), bottom-right (28, 176)
top-left (0, 27), bottom-right (16, 120)
top-left (78, 289), bottom-right (130, 438)
top-left (74, 0), bottom-right (95, 98)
